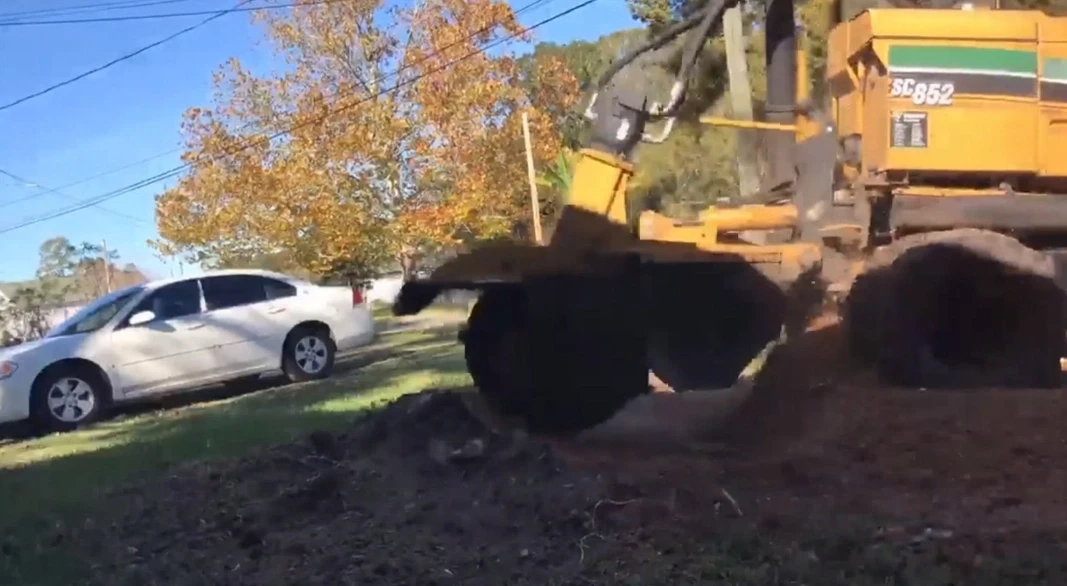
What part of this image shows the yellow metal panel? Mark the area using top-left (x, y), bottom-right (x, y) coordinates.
top-left (1040, 16), bottom-right (1067, 42)
top-left (887, 100), bottom-right (1036, 173)
top-left (846, 11), bottom-right (872, 59)
top-left (827, 22), bottom-right (862, 138)
top-left (826, 21), bottom-right (849, 81)
top-left (864, 28), bottom-right (1039, 175)
top-left (698, 204), bottom-right (798, 231)
top-left (862, 67), bottom-right (889, 172)
top-left (566, 149), bottom-right (631, 226)
top-left (865, 8), bottom-right (1038, 42)
top-left (1039, 109), bottom-right (1067, 178)
top-left (699, 117), bottom-right (796, 132)
top-left (833, 76), bottom-right (862, 138)
top-left (1039, 21), bottom-right (1067, 177)
top-left (637, 205), bottom-right (797, 247)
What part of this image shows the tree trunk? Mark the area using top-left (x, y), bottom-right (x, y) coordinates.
top-left (399, 252), bottom-right (419, 281)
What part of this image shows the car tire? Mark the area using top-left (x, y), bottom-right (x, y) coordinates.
top-left (30, 362), bottom-right (109, 433)
top-left (282, 325), bottom-right (336, 383)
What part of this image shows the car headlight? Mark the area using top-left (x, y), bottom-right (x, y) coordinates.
top-left (0, 361), bottom-right (17, 380)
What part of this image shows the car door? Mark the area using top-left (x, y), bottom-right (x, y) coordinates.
top-left (199, 274), bottom-right (296, 372)
top-left (105, 279), bottom-right (217, 397)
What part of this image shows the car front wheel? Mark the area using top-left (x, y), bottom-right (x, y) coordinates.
top-left (282, 325), bottom-right (336, 383)
top-left (30, 364), bottom-right (108, 433)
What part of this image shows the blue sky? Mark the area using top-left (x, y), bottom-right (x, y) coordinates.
top-left (0, 0), bottom-right (638, 282)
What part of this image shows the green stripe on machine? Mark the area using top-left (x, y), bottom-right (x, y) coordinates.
top-left (885, 47), bottom-right (1067, 101)
top-left (1043, 57), bottom-right (1067, 82)
top-left (888, 45), bottom-right (1038, 76)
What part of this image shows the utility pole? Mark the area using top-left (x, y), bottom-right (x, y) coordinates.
top-left (100, 238), bottom-right (113, 294)
top-left (521, 111), bottom-right (544, 245)
top-left (723, 3), bottom-right (761, 202)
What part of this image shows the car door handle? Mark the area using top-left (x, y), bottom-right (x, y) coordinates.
top-left (267, 307), bottom-right (286, 314)
top-left (185, 323), bottom-right (206, 330)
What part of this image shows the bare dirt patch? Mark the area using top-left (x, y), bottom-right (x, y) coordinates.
top-left (60, 391), bottom-right (614, 586)
top-left (564, 315), bottom-right (1067, 582)
top-left (12, 317), bottom-right (1067, 585)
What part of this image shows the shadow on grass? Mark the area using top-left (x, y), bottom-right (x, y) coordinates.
top-left (0, 326), bottom-right (463, 444)
top-left (0, 329), bottom-right (469, 537)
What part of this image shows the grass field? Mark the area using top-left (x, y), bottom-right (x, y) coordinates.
top-left (0, 313), bottom-right (469, 535)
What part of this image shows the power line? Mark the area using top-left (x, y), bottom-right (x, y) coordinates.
top-left (0, 0), bottom-right (256, 113)
top-left (0, 0), bottom-right (199, 21)
top-left (0, 0), bottom-right (595, 236)
top-left (6, 0), bottom-right (557, 208)
top-left (0, 168), bottom-right (150, 223)
top-left (0, 151), bottom-right (179, 210)
top-left (0, 0), bottom-right (349, 26)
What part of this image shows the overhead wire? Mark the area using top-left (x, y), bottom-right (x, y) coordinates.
top-left (0, 0), bottom-right (597, 235)
top-left (0, 0), bottom-right (257, 113)
top-left (0, 0), bottom-right (558, 211)
top-left (0, 168), bottom-right (150, 224)
top-left (0, 0), bottom-right (353, 26)
top-left (0, 0), bottom-right (201, 21)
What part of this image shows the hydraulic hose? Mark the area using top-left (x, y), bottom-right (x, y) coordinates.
top-left (593, 0), bottom-right (733, 94)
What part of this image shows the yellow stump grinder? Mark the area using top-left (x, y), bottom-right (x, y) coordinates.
top-left (394, 0), bottom-right (1067, 434)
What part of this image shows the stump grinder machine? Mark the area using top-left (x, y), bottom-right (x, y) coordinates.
top-left (394, 0), bottom-right (1067, 434)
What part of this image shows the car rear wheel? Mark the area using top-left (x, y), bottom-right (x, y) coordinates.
top-left (282, 325), bottom-right (336, 382)
top-left (30, 363), bottom-right (108, 433)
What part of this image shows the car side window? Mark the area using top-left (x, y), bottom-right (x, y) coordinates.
top-left (263, 277), bottom-right (297, 300)
top-left (202, 275), bottom-right (271, 311)
top-left (130, 280), bottom-right (202, 323)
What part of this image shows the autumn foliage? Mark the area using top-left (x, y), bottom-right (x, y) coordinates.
top-left (155, 0), bottom-right (579, 278)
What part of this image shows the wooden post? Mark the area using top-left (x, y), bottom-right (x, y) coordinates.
top-left (101, 238), bottom-right (112, 294)
top-left (723, 4), bottom-right (760, 202)
top-left (521, 112), bottom-right (544, 245)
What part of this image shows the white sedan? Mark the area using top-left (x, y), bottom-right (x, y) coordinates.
top-left (0, 269), bottom-right (375, 432)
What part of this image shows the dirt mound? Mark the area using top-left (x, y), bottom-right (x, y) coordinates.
top-left (735, 316), bottom-right (1067, 540)
top-left (561, 316), bottom-right (1067, 580)
top-left (843, 229), bottom-right (1066, 388)
top-left (81, 391), bottom-right (613, 586)
top-left (582, 315), bottom-right (1067, 533)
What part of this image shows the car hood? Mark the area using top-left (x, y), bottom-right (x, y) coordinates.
top-left (0, 335), bottom-right (84, 361)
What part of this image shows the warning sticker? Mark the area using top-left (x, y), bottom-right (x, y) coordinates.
top-left (890, 111), bottom-right (928, 149)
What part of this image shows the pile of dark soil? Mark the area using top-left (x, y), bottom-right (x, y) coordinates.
top-left (567, 316), bottom-right (1067, 584)
top-left (27, 325), bottom-right (1067, 585)
top-left (720, 315), bottom-right (1067, 540)
top-left (75, 391), bottom-right (614, 586)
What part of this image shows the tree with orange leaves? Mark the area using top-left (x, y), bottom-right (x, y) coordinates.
top-left (154, 0), bottom-right (579, 279)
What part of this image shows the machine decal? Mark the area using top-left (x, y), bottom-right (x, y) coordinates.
top-left (890, 111), bottom-right (928, 149)
top-left (889, 78), bottom-right (954, 105)
top-left (887, 45), bottom-right (1038, 99)
top-left (1040, 57), bottom-right (1067, 102)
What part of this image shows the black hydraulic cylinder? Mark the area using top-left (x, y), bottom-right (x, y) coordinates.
top-left (763, 0), bottom-right (797, 193)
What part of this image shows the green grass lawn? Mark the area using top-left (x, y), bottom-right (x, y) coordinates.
top-left (0, 326), bottom-right (470, 533)
top-left (370, 298), bottom-right (472, 322)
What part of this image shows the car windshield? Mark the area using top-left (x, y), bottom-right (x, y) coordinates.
top-left (45, 286), bottom-right (145, 338)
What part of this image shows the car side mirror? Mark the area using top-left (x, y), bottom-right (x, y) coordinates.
top-left (127, 310), bottom-right (156, 326)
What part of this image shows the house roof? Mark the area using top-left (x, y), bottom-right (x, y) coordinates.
top-left (0, 265), bottom-right (149, 306)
